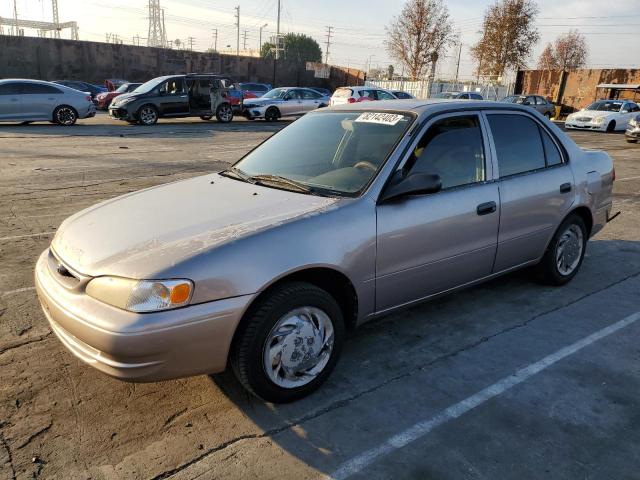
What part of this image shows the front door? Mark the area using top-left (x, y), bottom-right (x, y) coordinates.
top-left (20, 83), bottom-right (61, 119)
top-left (282, 89), bottom-right (305, 115)
top-left (484, 112), bottom-right (575, 271)
top-left (0, 82), bottom-right (23, 120)
top-left (375, 113), bottom-right (500, 312)
top-left (158, 78), bottom-right (190, 116)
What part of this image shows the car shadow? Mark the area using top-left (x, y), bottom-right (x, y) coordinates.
top-left (207, 238), bottom-right (640, 476)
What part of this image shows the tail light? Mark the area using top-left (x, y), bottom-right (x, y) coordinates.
top-left (86, 95), bottom-right (92, 102)
top-left (347, 97), bottom-right (356, 104)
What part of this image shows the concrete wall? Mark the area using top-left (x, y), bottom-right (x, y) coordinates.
top-left (515, 68), bottom-right (640, 112)
top-left (0, 36), bottom-right (365, 89)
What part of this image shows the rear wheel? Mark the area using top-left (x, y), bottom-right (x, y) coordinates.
top-left (606, 120), bottom-right (616, 133)
top-left (265, 106), bottom-right (280, 122)
top-left (137, 105), bottom-right (158, 125)
top-left (230, 282), bottom-right (345, 403)
top-left (216, 104), bottom-right (233, 123)
top-left (53, 105), bottom-right (78, 126)
top-left (535, 214), bottom-right (587, 286)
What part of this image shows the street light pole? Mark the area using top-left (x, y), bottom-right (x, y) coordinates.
top-left (259, 23), bottom-right (268, 55)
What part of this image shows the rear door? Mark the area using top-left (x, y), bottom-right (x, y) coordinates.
top-left (375, 112), bottom-right (499, 312)
top-left (0, 82), bottom-right (23, 120)
top-left (485, 111), bottom-right (574, 272)
top-left (375, 90), bottom-right (396, 101)
top-left (301, 88), bottom-right (323, 111)
top-left (158, 78), bottom-right (189, 115)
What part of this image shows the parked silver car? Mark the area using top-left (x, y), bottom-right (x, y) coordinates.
top-left (36, 100), bottom-right (614, 402)
top-left (0, 79), bottom-right (96, 125)
top-left (502, 94), bottom-right (555, 118)
top-left (243, 87), bottom-right (330, 121)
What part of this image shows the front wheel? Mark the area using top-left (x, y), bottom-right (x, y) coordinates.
top-left (216, 104), bottom-right (233, 123)
top-left (53, 105), bottom-right (78, 126)
top-left (137, 105), bottom-right (158, 125)
top-left (230, 282), bottom-right (345, 403)
top-left (264, 106), bottom-right (280, 122)
top-left (535, 214), bottom-right (587, 286)
top-left (606, 120), bottom-right (616, 133)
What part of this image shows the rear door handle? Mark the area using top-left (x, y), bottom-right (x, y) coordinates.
top-left (560, 183), bottom-right (572, 193)
top-left (477, 201), bottom-right (497, 216)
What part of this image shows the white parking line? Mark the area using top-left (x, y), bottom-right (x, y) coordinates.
top-left (328, 311), bottom-right (640, 480)
top-left (0, 231), bottom-right (55, 241)
top-left (1, 286), bottom-right (36, 296)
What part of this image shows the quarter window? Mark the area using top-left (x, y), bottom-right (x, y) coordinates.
top-left (488, 114), bottom-right (546, 177)
top-left (405, 115), bottom-right (486, 189)
top-left (539, 127), bottom-right (563, 166)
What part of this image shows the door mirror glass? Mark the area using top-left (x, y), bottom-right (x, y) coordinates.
top-left (381, 172), bottom-right (442, 202)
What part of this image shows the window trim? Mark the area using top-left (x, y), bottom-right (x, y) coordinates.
top-left (483, 111), bottom-right (567, 180)
top-left (392, 110), bottom-right (494, 192)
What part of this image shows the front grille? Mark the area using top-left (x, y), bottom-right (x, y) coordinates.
top-left (47, 249), bottom-right (80, 288)
top-left (576, 117), bottom-right (592, 122)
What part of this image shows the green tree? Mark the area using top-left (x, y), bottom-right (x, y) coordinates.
top-left (260, 33), bottom-right (322, 62)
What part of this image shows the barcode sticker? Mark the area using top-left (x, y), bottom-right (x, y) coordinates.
top-left (354, 112), bottom-right (405, 126)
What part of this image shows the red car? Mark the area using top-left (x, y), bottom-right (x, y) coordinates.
top-left (95, 82), bottom-right (142, 110)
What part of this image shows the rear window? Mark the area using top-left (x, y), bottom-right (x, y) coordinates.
top-left (333, 88), bottom-right (353, 98)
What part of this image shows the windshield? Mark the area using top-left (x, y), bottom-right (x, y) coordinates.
top-left (586, 101), bottom-right (623, 112)
top-left (132, 76), bottom-right (168, 94)
top-left (263, 88), bottom-right (287, 99)
top-left (501, 96), bottom-right (525, 104)
top-left (115, 84), bottom-right (131, 93)
top-left (233, 111), bottom-right (414, 195)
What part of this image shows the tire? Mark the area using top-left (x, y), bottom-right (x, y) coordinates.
top-left (264, 106), bottom-right (280, 122)
top-left (200, 115), bottom-right (213, 121)
top-left (230, 282), bottom-right (345, 403)
top-left (318, 103), bottom-right (327, 109)
top-left (606, 120), bottom-right (616, 133)
top-left (137, 105), bottom-right (158, 125)
top-left (535, 214), bottom-right (587, 286)
top-left (20, 121), bottom-right (33, 125)
top-left (215, 104), bottom-right (233, 123)
top-left (53, 105), bottom-right (78, 126)
top-left (626, 138), bottom-right (637, 144)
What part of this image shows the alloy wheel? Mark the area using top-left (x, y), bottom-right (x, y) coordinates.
top-left (555, 224), bottom-right (584, 276)
top-left (56, 107), bottom-right (77, 126)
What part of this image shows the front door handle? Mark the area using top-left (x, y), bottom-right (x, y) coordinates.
top-left (560, 183), bottom-right (572, 193)
top-left (477, 201), bottom-right (497, 216)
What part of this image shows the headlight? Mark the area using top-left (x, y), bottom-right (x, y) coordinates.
top-left (116, 97), bottom-right (135, 106)
top-left (86, 277), bottom-right (193, 312)
top-left (593, 117), bottom-right (605, 125)
top-left (630, 118), bottom-right (638, 127)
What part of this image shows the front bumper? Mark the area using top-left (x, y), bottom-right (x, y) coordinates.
top-left (109, 106), bottom-right (134, 121)
top-left (35, 249), bottom-right (253, 382)
top-left (564, 119), bottom-right (606, 131)
top-left (625, 126), bottom-right (640, 141)
top-left (243, 105), bottom-right (267, 119)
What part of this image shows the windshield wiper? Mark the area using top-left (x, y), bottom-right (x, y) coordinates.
top-left (250, 174), bottom-right (313, 194)
top-left (219, 167), bottom-right (256, 184)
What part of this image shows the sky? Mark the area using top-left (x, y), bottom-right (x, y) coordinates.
top-left (2, 0), bottom-right (639, 80)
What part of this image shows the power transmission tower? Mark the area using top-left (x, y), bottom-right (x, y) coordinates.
top-left (242, 29), bottom-right (248, 51)
top-left (188, 36), bottom-right (195, 51)
top-left (324, 26), bottom-right (333, 64)
top-left (13, 0), bottom-right (19, 36)
top-left (161, 9), bottom-right (167, 47)
top-left (148, 0), bottom-right (164, 48)
top-left (454, 42), bottom-right (462, 83)
top-left (234, 6), bottom-right (240, 58)
top-left (51, 0), bottom-right (60, 38)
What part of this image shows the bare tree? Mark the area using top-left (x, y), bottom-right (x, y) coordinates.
top-left (537, 43), bottom-right (557, 70)
top-left (471, 0), bottom-right (539, 81)
top-left (553, 30), bottom-right (588, 70)
top-left (536, 30), bottom-right (588, 71)
top-left (385, 0), bottom-right (456, 81)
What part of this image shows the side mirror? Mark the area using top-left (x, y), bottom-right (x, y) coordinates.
top-left (621, 109), bottom-right (629, 114)
top-left (381, 172), bottom-right (442, 203)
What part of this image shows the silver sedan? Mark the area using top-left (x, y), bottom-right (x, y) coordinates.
top-left (36, 100), bottom-right (614, 403)
top-left (0, 79), bottom-right (96, 125)
top-left (243, 87), bottom-right (330, 121)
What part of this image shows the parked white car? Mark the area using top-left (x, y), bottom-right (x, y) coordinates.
top-left (330, 86), bottom-right (398, 106)
top-left (565, 100), bottom-right (640, 132)
top-left (0, 79), bottom-right (96, 125)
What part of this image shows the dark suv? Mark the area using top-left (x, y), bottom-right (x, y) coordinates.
top-left (108, 74), bottom-right (236, 125)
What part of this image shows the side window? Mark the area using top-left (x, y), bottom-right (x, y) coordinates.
top-left (160, 79), bottom-right (186, 95)
top-left (524, 96), bottom-right (535, 105)
top-left (459, 93), bottom-right (469, 99)
top-left (302, 89), bottom-right (321, 99)
top-left (0, 83), bottom-right (21, 95)
top-left (630, 103), bottom-right (640, 112)
top-left (539, 127), bottom-right (563, 166)
top-left (405, 115), bottom-right (486, 189)
top-left (376, 90), bottom-right (395, 100)
top-left (470, 93), bottom-right (483, 100)
top-left (538, 96), bottom-right (549, 105)
top-left (359, 90), bottom-right (376, 100)
top-left (21, 83), bottom-right (62, 94)
top-left (488, 114), bottom-right (546, 177)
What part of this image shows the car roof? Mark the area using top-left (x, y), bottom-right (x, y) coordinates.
top-left (1, 78), bottom-right (61, 84)
top-left (327, 99), bottom-right (540, 115)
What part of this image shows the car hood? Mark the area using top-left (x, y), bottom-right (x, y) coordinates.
top-left (244, 97), bottom-right (284, 106)
top-left (52, 174), bottom-right (338, 279)
top-left (110, 92), bottom-right (138, 106)
top-left (570, 110), bottom-right (614, 120)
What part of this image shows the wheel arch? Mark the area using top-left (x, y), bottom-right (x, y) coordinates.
top-left (568, 205), bottom-right (594, 237)
top-left (231, 266), bottom-right (359, 353)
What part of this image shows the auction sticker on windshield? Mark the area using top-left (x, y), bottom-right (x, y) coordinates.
top-left (355, 112), bottom-right (405, 126)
